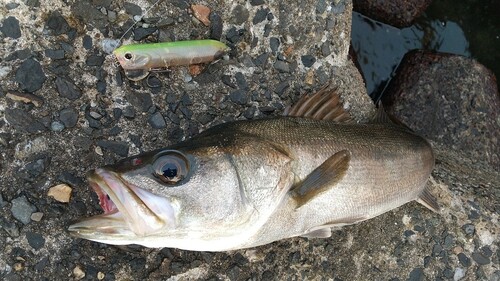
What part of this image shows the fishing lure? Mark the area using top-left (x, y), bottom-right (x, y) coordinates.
top-left (113, 39), bottom-right (229, 81)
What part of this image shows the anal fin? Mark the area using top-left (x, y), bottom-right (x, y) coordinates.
top-left (416, 186), bottom-right (440, 213)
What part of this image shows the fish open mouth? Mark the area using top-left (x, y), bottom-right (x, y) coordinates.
top-left (68, 169), bottom-right (175, 240)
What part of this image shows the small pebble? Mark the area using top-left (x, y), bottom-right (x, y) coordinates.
top-left (191, 4), bottom-right (211, 26)
top-left (30, 212), bottom-right (44, 222)
top-left (50, 121), bottom-right (65, 132)
top-left (453, 268), bottom-right (465, 281)
top-left (48, 184), bottom-right (72, 203)
top-left (73, 265), bottom-right (86, 280)
top-left (11, 195), bottom-right (37, 224)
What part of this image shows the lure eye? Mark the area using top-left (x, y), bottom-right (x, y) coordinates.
top-left (124, 53), bottom-right (133, 60)
top-left (153, 152), bottom-right (189, 185)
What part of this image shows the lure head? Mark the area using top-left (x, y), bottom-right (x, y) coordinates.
top-left (113, 45), bottom-right (152, 70)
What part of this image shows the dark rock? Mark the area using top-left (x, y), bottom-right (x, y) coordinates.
top-left (1, 16), bottom-right (21, 38)
top-left (55, 77), bottom-right (82, 100)
top-left (15, 58), bottom-right (47, 92)
top-left (126, 91), bottom-right (152, 112)
top-left (462, 223), bottom-right (475, 235)
top-left (82, 35), bottom-right (92, 50)
top-left (301, 55), bottom-right (316, 67)
top-left (58, 171), bottom-right (84, 187)
top-left (148, 112), bottom-right (166, 129)
top-left (250, 0), bottom-right (264, 5)
top-left (270, 37), bottom-right (280, 54)
top-left (179, 105), bottom-right (193, 119)
top-left (254, 53), bottom-right (269, 66)
top-left (382, 51), bottom-right (500, 169)
top-left (86, 55), bottom-right (105, 66)
top-left (234, 72), bottom-right (248, 90)
top-left (274, 60), bottom-right (290, 73)
top-left (472, 252), bottom-right (490, 265)
top-left (11, 196), bottom-right (37, 224)
top-left (34, 257), bottom-right (49, 271)
top-left (230, 90), bottom-right (248, 105)
top-left (6, 3), bottom-right (20, 9)
top-left (96, 81), bottom-right (106, 94)
top-left (123, 106), bottom-right (136, 118)
top-left (6, 49), bottom-right (31, 61)
top-left (133, 27), bottom-right (157, 41)
top-left (26, 232), bottom-right (45, 250)
top-left (97, 140), bottom-right (129, 157)
top-left (46, 11), bottom-right (70, 35)
top-left (59, 108), bottom-right (78, 128)
top-left (274, 80), bottom-right (289, 96)
top-left (209, 12), bottom-right (223, 40)
top-left (124, 2), bottom-right (142, 15)
top-left (458, 253), bottom-right (471, 267)
top-left (180, 93), bottom-right (193, 106)
top-left (44, 49), bottom-right (65, 59)
top-left (226, 27), bottom-right (245, 44)
top-left (262, 270), bottom-right (275, 280)
top-left (197, 113), bottom-right (215, 125)
top-left (23, 156), bottom-right (51, 178)
top-left (5, 108), bottom-right (46, 133)
top-left (259, 106), bottom-right (276, 114)
top-left (253, 8), bottom-right (269, 24)
top-left (407, 267), bottom-right (424, 281)
top-left (468, 210), bottom-right (480, 220)
top-left (353, 0), bottom-right (432, 28)
top-left (231, 5), bottom-right (249, 25)
top-left (222, 75), bottom-right (236, 88)
top-left (0, 193), bottom-right (5, 208)
top-left (316, 0), bottom-right (327, 14)
top-left (243, 106), bottom-right (256, 119)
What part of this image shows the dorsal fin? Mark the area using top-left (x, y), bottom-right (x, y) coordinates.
top-left (372, 102), bottom-right (414, 131)
top-left (285, 84), bottom-right (353, 123)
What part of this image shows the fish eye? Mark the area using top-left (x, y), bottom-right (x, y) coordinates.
top-left (124, 53), bottom-right (132, 60)
top-left (153, 152), bottom-right (189, 185)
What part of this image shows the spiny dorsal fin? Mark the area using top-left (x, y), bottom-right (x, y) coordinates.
top-left (371, 102), bottom-right (414, 131)
top-left (285, 84), bottom-right (353, 123)
top-left (292, 150), bottom-right (351, 208)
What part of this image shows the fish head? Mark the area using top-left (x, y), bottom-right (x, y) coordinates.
top-left (113, 45), bottom-right (152, 70)
top-left (68, 140), bottom-right (290, 250)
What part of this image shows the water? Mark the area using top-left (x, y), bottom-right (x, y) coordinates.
top-left (351, 0), bottom-right (500, 100)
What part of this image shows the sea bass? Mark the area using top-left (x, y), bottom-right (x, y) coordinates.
top-left (68, 86), bottom-right (438, 251)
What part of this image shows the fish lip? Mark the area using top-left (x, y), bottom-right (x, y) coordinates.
top-left (68, 169), bottom-right (174, 240)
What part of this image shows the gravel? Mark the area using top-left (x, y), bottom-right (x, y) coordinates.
top-left (15, 58), bottom-right (47, 92)
top-left (10, 196), bottom-right (37, 225)
top-left (1, 16), bottom-right (21, 39)
top-left (55, 77), bottom-right (82, 100)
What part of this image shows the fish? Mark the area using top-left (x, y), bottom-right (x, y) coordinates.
top-left (68, 85), bottom-right (438, 251)
top-left (113, 39), bottom-right (228, 81)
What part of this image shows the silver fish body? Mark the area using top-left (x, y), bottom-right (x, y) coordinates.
top-left (68, 116), bottom-right (435, 251)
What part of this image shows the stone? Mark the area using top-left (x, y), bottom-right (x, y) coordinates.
top-left (11, 196), bottom-right (37, 224)
top-left (407, 268), bottom-right (424, 281)
top-left (97, 140), bottom-right (129, 157)
top-left (15, 58), bottom-right (47, 92)
top-left (191, 4), bottom-right (210, 26)
top-left (124, 2), bottom-right (142, 16)
top-left (253, 7), bottom-right (269, 24)
top-left (5, 108), bottom-right (46, 133)
top-left (382, 51), bottom-right (500, 169)
top-left (274, 60), bottom-right (290, 73)
top-left (209, 12), bottom-right (223, 40)
top-left (353, 0), bottom-right (432, 28)
top-left (229, 90), bottom-right (248, 105)
top-left (86, 55), bottom-right (105, 66)
top-left (26, 232), bottom-right (45, 250)
top-left (50, 121), bottom-right (65, 132)
top-left (82, 35), bottom-right (92, 50)
top-left (1, 16), bottom-right (21, 38)
top-left (45, 49), bottom-right (65, 59)
top-left (231, 5), bottom-right (249, 25)
top-left (301, 55), bottom-right (316, 67)
top-left (472, 252), bottom-right (490, 265)
top-left (55, 77), bottom-right (82, 100)
top-left (48, 184), bottom-right (72, 203)
top-left (59, 108), bottom-right (79, 128)
top-left (46, 11), bottom-right (70, 35)
top-left (133, 27), bottom-right (157, 41)
top-left (148, 112), bottom-right (166, 129)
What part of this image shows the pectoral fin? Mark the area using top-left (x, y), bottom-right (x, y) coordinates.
top-left (124, 69), bottom-right (150, 81)
top-left (416, 186), bottom-right (440, 213)
top-left (292, 150), bottom-right (351, 208)
top-left (301, 215), bottom-right (367, 239)
top-left (300, 228), bottom-right (332, 238)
